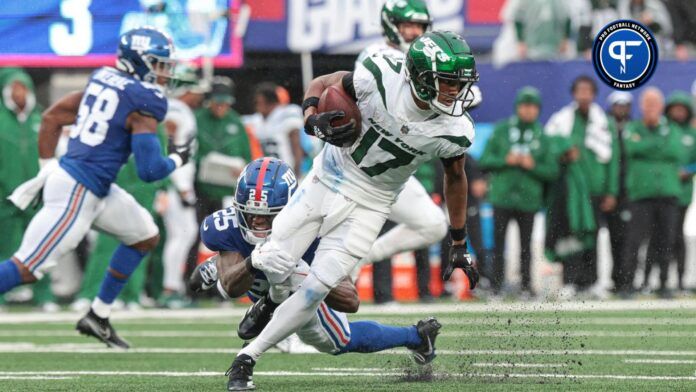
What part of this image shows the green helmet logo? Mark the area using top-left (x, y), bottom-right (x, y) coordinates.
top-left (405, 31), bottom-right (479, 117)
top-left (381, 0), bottom-right (432, 52)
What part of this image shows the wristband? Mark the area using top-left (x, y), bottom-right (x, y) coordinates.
top-left (302, 96), bottom-right (320, 113)
top-left (449, 226), bottom-right (467, 242)
top-left (244, 256), bottom-right (255, 273)
top-left (168, 153), bottom-right (183, 169)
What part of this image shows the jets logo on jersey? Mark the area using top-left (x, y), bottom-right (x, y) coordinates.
top-left (592, 20), bottom-right (658, 90)
top-left (131, 35), bottom-right (152, 52)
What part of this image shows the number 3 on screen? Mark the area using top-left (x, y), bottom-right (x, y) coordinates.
top-left (49, 0), bottom-right (93, 56)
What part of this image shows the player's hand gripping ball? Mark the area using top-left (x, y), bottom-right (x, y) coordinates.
top-left (443, 244), bottom-right (479, 289)
top-left (306, 86), bottom-right (362, 147)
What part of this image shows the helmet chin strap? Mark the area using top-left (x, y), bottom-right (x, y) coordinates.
top-left (430, 98), bottom-right (464, 116)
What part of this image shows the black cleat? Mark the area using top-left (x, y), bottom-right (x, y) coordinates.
top-left (226, 354), bottom-right (256, 391)
top-left (76, 310), bottom-right (130, 349)
top-left (189, 256), bottom-right (219, 293)
top-left (238, 295), bottom-right (279, 340)
top-left (410, 317), bottom-right (441, 365)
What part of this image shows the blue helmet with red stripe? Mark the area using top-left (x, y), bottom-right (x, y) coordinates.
top-left (234, 157), bottom-right (298, 244)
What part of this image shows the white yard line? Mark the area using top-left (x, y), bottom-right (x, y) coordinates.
top-left (0, 330), bottom-right (236, 338)
top-left (625, 359), bottom-right (696, 364)
top-left (440, 331), bottom-right (696, 338)
top-left (0, 370), bottom-right (693, 382)
top-left (311, 368), bottom-right (392, 372)
top-left (2, 300), bottom-right (696, 324)
top-left (4, 330), bottom-right (696, 339)
top-left (3, 343), bottom-right (696, 357)
top-left (471, 362), bottom-right (568, 368)
top-left (0, 376), bottom-right (75, 380)
top-left (470, 373), bottom-right (696, 381)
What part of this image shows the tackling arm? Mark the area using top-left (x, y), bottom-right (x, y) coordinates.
top-left (217, 251), bottom-right (255, 298)
top-left (217, 249), bottom-right (359, 312)
top-left (38, 91), bottom-right (83, 160)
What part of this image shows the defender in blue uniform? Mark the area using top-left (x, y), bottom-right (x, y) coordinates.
top-left (0, 27), bottom-right (192, 349)
top-left (190, 158), bottom-right (441, 388)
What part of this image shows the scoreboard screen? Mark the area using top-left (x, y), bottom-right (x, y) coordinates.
top-left (0, 0), bottom-right (242, 67)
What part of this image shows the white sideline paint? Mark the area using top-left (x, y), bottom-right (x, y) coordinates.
top-left (4, 343), bottom-right (696, 357)
top-left (0, 371), bottom-right (694, 382)
top-left (3, 300), bottom-right (696, 324)
top-left (625, 359), bottom-right (696, 365)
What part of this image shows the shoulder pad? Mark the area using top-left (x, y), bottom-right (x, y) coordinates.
top-left (130, 82), bottom-right (168, 122)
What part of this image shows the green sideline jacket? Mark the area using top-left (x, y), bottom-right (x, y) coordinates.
top-left (623, 117), bottom-right (684, 201)
top-left (479, 116), bottom-right (558, 212)
top-left (195, 108), bottom-right (251, 200)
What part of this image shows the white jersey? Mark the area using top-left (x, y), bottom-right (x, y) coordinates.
top-left (166, 98), bottom-right (197, 193)
top-left (244, 104), bottom-right (304, 168)
top-left (355, 42), bottom-right (404, 68)
top-left (314, 54), bottom-right (475, 214)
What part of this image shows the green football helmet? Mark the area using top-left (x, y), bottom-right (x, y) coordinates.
top-left (170, 62), bottom-right (208, 96)
top-left (381, 0), bottom-right (432, 52)
top-left (405, 31), bottom-right (479, 117)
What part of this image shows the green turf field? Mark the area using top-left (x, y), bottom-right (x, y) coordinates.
top-left (2, 300), bottom-right (696, 391)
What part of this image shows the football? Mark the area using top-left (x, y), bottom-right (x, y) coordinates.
top-left (318, 85), bottom-right (362, 139)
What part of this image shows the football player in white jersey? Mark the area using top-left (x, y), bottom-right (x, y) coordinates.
top-left (354, 0), bottom-right (443, 273)
top-left (159, 64), bottom-right (207, 306)
top-left (226, 31), bottom-right (480, 390)
top-left (351, 0), bottom-right (482, 273)
top-left (243, 82), bottom-right (305, 175)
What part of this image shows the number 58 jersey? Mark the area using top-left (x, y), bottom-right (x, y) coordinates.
top-left (60, 67), bottom-right (168, 198)
top-left (314, 54), bottom-right (475, 214)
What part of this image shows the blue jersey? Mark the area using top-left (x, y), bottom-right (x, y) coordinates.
top-left (200, 207), bottom-right (319, 301)
top-left (60, 67), bottom-right (168, 197)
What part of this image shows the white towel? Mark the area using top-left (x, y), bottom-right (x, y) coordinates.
top-left (7, 159), bottom-right (59, 210)
top-left (545, 102), bottom-right (612, 163)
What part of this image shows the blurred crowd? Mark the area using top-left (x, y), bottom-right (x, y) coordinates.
top-left (474, 77), bottom-right (695, 301)
top-left (0, 62), bottom-right (695, 309)
top-left (493, 0), bottom-right (696, 66)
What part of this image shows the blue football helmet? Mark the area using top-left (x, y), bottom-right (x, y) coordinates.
top-left (234, 158), bottom-right (298, 244)
top-left (116, 26), bottom-right (176, 85)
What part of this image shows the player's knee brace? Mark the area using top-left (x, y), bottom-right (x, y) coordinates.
top-left (109, 244), bottom-right (148, 278)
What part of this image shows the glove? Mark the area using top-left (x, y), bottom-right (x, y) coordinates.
top-left (442, 244), bottom-right (479, 289)
top-left (305, 110), bottom-right (357, 147)
top-left (251, 243), bottom-right (296, 275)
top-left (188, 255), bottom-right (219, 293)
top-left (179, 191), bottom-right (197, 208)
top-left (167, 136), bottom-right (195, 167)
